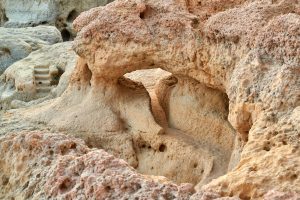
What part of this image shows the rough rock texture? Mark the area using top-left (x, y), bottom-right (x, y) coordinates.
top-left (1, 0), bottom-right (114, 40)
top-left (0, 0), bottom-right (299, 199)
top-left (0, 1), bottom-right (7, 25)
top-left (0, 26), bottom-right (62, 74)
top-left (64, 0), bottom-right (299, 198)
top-left (263, 190), bottom-right (300, 200)
top-left (156, 75), bottom-right (239, 184)
top-left (0, 131), bottom-right (194, 199)
top-left (0, 42), bottom-right (77, 110)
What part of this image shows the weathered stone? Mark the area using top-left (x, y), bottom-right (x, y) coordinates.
top-left (0, 26), bottom-right (62, 74)
top-left (0, 42), bottom-right (76, 109)
top-left (0, 0), bottom-right (299, 199)
top-left (2, 0), bottom-right (114, 40)
top-left (68, 0), bottom-right (299, 197)
top-left (0, 131), bottom-right (193, 199)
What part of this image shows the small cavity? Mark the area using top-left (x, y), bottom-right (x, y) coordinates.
top-left (59, 178), bottom-right (73, 193)
top-left (61, 29), bottom-right (71, 41)
top-left (291, 174), bottom-right (298, 181)
top-left (2, 175), bottom-right (9, 185)
top-left (0, 48), bottom-right (11, 56)
top-left (105, 186), bottom-right (112, 191)
top-left (159, 144), bottom-right (166, 152)
top-left (67, 10), bottom-right (79, 22)
top-left (70, 143), bottom-right (77, 149)
top-left (139, 11), bottom-right (145, 19)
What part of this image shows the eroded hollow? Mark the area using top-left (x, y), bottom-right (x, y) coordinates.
top-left (0, 48), bottom-right (11, 57)
top-left (61, 29), bottom-right (71, 41)
top-left (67, 10), bottom-right (79, 22)
top-left (124, 68), bottom-right (239, 187)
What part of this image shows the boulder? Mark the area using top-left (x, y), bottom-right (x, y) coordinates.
top-left (0, 42), bottom-right (76, 109)
top-left (0, 26), bottom-right (62, 74)
top-left (2, 0), bottom-right (114, 40)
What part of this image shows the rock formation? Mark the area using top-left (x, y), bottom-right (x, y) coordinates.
top-left (1, 0), bottom-right (114, 40)
top-left (0, 42), bottom-right (77, 109)
top-left (0, 0), bottom-right (299, 199)
top-left (0, 131), bottom-right (194, 199)
top-left (45, 0), bottom-right (300, 197)
top-left (0, 26), bottom-right (62, 74)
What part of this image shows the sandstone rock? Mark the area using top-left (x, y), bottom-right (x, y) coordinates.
top-left (264, 190), bottom-right (300, 200)
top-left (155, 75), bottom-right (239, 186)
top-left (0, 131), bottom-right (193, 199)
top-left (0, 42), bottom-right (77, 109)
top-left (124, 68), bottom-right (171, 127)
top-left (2, 0), bottom-right (114, 40)
top-left (190, 191), bottom-right (240, 200)
top-left (0, 26), bottom-right (62, 74)
top-left (68, 0), bottom-right (299, 198)
top-left (0, 0), bottom-right (299, 199)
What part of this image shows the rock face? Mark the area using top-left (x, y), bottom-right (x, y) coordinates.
top-left (0, 26), bottom-right (62, 74)
top-left (51, 0), bottom-right (298, 198)
top-left (0, 42), bottom-right (77, 110)
top-left (1, 0), bottom-right (114, 40)
top-left (0, 0), bottom-right (299, 199)
top-left (0, 131), bottom-right (194, 199)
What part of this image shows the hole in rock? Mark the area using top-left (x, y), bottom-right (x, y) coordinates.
top-left (2, 176), bottom-right (9, 185)
top-left (105, 186), bottom-right (112, 191)
top-left (61, 29), bottom-right (71, 41)
top-left (1, 9), bottom-right (8, 24)
top-left (139, 11), bottom-right (145, 19)
top-left (291, 174), bottom-right (298, 181)
top-left (59, 178), bottom-right (74, 193)
top-left (67, 10), bottom-right (79, 22)
top-left (0, 48), bottom-right (11, 57)
top-left (50, 67), bottom-right (64, 86)
top-left (123, 68), bottom-right (239, 187)
top-left (159, 144), bottom-right (166, 152)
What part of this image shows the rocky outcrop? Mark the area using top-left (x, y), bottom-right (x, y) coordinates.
top-left (0, 0), bottom-right (299, 199)
top-left (0, 42), bottom-right (76, 110)
top-left (0, 26), bottom-right (62, 74)
top-left (55, 0), bottom-right (298, 198)
top-left (2, 0), bottom-right (114, 40)
top-left (0, 131), bottom-right (194, 199)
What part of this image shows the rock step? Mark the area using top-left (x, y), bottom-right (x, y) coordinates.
top-left (35, 65), bottom-right (49, 69)
top-left (35, 74), bottom-right (51, 80)
top-left (36, 80), bottom-right (51, 86)
top-left (33, 66), bottom-right (52, 96)
top-left (36, 87), bottom-right (51, 93)
top-left (34, 69), bottom-right (49, 74)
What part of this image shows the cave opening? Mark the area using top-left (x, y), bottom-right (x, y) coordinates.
top-left (67, 10), bottom-right (79, 22)
top-left (61, 29), bottom-right (71, 41)
top-left (123, 68), bottom-right (240, 188)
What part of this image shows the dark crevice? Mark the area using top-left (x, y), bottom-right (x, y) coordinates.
top-left (61, 29), bottom-right (71, 41)
top-left (67, 10), bottom-right (79, 22)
